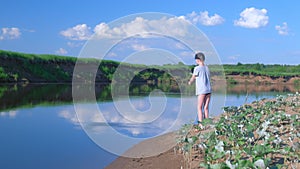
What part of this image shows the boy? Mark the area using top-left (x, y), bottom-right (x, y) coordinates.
top-left (188, 52), bottom-right (212, 127)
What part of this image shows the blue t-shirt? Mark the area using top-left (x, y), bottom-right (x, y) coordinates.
top-left (193, 65), bottom-right (211, 95)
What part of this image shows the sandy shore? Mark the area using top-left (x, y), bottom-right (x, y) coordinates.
top-left (105, 132), bottom-right (184, 169)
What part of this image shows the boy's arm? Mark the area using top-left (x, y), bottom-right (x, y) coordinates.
top-left (188, 75), bottom-right (196, 85)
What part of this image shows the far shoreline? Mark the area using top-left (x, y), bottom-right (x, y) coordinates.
top-left (1, 50), bottom-right (300, 85)
top-left (1, 74), bottom-right (300, 85)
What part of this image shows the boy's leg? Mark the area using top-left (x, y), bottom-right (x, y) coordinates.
top-left (197, 94), bottom-right (205, 122)
top-left (203, 93), bottom-right (211, 119)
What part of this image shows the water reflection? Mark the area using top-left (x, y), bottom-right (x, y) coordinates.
top-left (0, 105), bottom-right (118, 169)
top-left (0, 84), bottom-right (73, 111)
top-left (0, 83), bottom-right (298, 112)
top-left (0, 82), bottom-right (298, 136)
top-left (0, 110), bottom-right (18, 118)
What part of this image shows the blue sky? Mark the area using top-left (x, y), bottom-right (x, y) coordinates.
top-left (0, 0), bottom-right (299, 64)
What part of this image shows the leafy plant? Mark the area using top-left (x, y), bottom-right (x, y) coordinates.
top-left (177, 93), bottom-right (300, 169)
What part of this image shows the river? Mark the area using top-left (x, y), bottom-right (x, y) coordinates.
top-left (0, 83), bottom-right (298, 169)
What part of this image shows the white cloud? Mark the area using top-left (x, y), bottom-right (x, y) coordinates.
top-left (228, 55), bottom-right (239, 60)
top-left (58, 110), bottom-right (79, 125)
top-left (62, 13), bottom-right (226, 42)
top-left (0, 27), bottom-right (21, 40)
top-left (95, 16), bottom-right (189, 38)
top-left (60, 24), bottom-right (92, 40)
top-left (55, 48), bottom-right (68, 55)
top-left (94, 22), bottom-right (118, 38)
top-left (275, 22), bottom-right (289, 35)
top-left (186, 11), bottom-right (225, 26)
top-left (61, 16), bottom-right (191, 41)
top-left (131, 44), bottom-right (148, 51)
top-left (234, 7), bottom-right (269, 28)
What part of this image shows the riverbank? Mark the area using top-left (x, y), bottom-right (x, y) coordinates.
top-left (106, 93), bottom-right (300, 169)
top-left (1, 50), bottom-right (300, 86)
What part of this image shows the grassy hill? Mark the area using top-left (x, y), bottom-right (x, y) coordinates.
top-left (0, 50), bottom-right (299, 84)
top-left (0, 50), bottom-right (189, 84)
top-left (0, 50), bottom-right (77, 82)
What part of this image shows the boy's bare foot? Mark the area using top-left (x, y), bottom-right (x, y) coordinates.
top-left (193, 122), bottom-right (204, 132)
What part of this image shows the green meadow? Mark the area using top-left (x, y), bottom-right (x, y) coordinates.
top-left (0, 50), bottom-right (299, 83)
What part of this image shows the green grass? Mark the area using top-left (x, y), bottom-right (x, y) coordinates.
top-left (223, 63), bottom-right (300, 77)
top-left (0, 67), bottom-right (9, 81)
top-left (0, 50), bottom-right (77, 82)
top-left (0, 50), bottom-right (299, 83)
top-left (0, 50), bottom-right (77, 62)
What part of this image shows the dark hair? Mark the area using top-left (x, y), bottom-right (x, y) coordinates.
top-left (195, 52), bottom-right (205, 61)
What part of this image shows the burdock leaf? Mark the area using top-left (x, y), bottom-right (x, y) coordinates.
top-left (215, 140), bottom-right (224, 153)
top-left (226, 160), bottom-right (237, 169)
top-left (254, 159), bottom-right (265, 169)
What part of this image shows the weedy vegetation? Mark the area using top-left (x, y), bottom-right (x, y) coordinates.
top-left (177, 93), bottom-right (300, 169)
